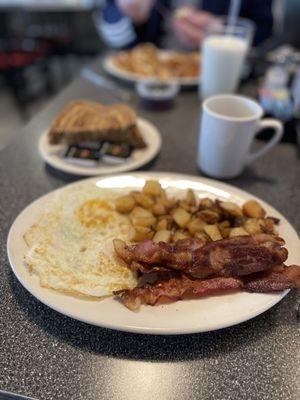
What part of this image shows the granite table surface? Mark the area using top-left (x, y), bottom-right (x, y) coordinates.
top-left (0, 61), bottom-right (299, 400)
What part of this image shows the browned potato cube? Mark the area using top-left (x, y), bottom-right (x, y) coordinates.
top-left (229, 227), bottom-right (249, 237)
top-left (152, 203), bottom-right (166, 216)
top-left (115, 195), bottom-right (136, 213)
top-left (173, 230), bottom-right (190, 241)
top-left (155, 220), bottom-right (166, 231)
top-left (187, 218), bottom-right (206, 234)
top-left (198, 210), bottom-right (220, 224)
top-left (143, 180), bottom-right (164, 197)
top-left (204, 224), bottom-right (223, 241)
top-left (243, 200), bottom-right (266, 218)
top-left (164, 197), bottom-right (178, 211)
top-left (243, 218), bottom-right (262, 235)
top-left (218, 220), bottom-right (230, 229)
top-left (172, 207), bottom-right (191, 228)
top-left (132, 192), bottom-right (154, 209)
top-left (155, 218), bottom-right (169, 231)
top-left (153, 230), bottom-right (172, 243)
top-left (189, 206), bottom-right (198, 214)
top-left (194, 231), bottom-right (209, 243)
top-left (131, 226), bottom-right (154, 242)
top-left (220, 227), bottom-right (231, 238)
top-left (130, 207), bottom-right (156, 227)
top-left (259, 218), bottom-right (277, 234)
top-left (199, 198), bottom-right (213, 209)
top-left (156, 190), bottom-right (167, 202)
top-left (219, 201), bottom-right (243, 217)
top-left (179, 200), bottom-right (190, 212)
top-left (185, 189), bottom-right (196, 206)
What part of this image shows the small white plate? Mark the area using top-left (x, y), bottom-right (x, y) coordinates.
top-left (38, 118), bottom-right (161, 176)
top-left (7, 173), bottom-right (300, 335)
top-left (103, 51), bottom-right (199, 87)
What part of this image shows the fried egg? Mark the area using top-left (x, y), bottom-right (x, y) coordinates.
top-left (24, 184), bottom-right (137, 298)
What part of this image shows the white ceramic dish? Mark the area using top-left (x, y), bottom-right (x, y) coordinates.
top-left (7, 173), bottom-right (299, 335)
top-left (38, 118), bottom-right (161, 176)
top-left (103, 51), bottom-right (199, 87)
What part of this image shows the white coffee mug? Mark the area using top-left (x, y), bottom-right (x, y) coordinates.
top-left (198, 94), bottom-right (283, 178)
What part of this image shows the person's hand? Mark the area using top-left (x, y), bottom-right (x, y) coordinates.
top-left (172, 8), bottom-right (220, 48)
top-left (116, 0), bottom-right (156, 24)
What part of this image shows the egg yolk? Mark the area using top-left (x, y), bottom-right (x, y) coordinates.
top-left (77, 199), bottom-right (113, 228)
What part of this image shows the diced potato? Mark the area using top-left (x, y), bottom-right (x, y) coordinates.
top-left (173, 230), bottom-right (190, 241)
top-left (172, 207), bottom-right (191, 228)
top-left (187, 218), bottom-right (207, 234)
top-left (268, 216), bottom-right (280, 225)
top-left (185, 189), bottom-right (196, 206)
top-left (153, 229), bottom-right (172, 243)
top-left (132, 192), bottom-right (154, 209)
top-left (231, 216), bottom-right (247, 227)
top-left (259, 218), bottom-right (277, 234)
top-left (218, 220), bottom-right (230, 229)
top-left (242, 200), bottom-right (266, 218)
top-left (131, 226), bottom-right (154, 242)
top-left (155, 218), bottom-right (168, 231)
top-left (130, 207), bottom-right (156, 227)
top-left (199, 198), bottom-right (213, 209)
top-left (152, 203), bottom-right (166, 216)
top-left (204, 224), bottom-right (223, 241)
top-left (164, 197), bottom-right (178, 211)
top-left (115, 195), bottom-right (136, 213)
top-left (143, 180), bottom-right (164, 197)
top-left (156, 190), bottom-right (167, 202)
top-left (198, 210), bottom-right (220, 224)
top-left (229, 227), bottom-right (249, 237)
top-left (219, 201), bottom-right (243, 217)
top-left (220, 227), bottom-right (231, 238)
top-left (155, 216), bottom-right (173, 231)
top-left (243, 218), bottom-right (262, 235)
top-left (189, 206), bottom-right (198, 214)
top-left (179, 200), bottom-right (190, 212)
top-left (194, 231), bottom-right (209, 243)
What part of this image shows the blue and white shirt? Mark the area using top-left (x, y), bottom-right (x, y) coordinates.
top-left (98, 0), bottom-right (273, 48)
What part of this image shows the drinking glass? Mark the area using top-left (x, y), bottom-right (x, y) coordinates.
top-left (200, 18), bottom-right (254, 99)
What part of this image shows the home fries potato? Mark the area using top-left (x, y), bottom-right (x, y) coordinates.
top-left (115, 180), bottom-right (279, 243)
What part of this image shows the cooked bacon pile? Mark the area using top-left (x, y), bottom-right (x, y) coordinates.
top-left (113, 234), bottom-right (300, 310)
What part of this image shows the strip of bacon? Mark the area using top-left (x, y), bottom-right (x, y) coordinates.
top-left (115, 265), bottom-right (300, 310)
top-left (114, 234), bottom-right (288, 279)
top-left (114, 275), bottom-right (243, 311)
top-left (244, 265), bottom-right (300, 292)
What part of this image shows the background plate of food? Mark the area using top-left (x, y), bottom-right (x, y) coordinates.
top-left (7, 173), bottom-right (300, 335)
top-left (103, 44), bottom-right (200, 86)
top-left (39, 100), bottom-right (161, 176)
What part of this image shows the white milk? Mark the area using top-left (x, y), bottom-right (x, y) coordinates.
top-left (201, 35), bottom-right (248, 99)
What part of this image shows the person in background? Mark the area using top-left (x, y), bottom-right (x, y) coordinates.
top-left (98, 0), bottom-right (273, 49)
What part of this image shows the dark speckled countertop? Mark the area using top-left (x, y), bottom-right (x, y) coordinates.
top-left (0, 60), bottom-right (299, 400)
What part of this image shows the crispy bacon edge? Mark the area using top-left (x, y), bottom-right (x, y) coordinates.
top-left (114, 265), bottom-right (300, 311)
top-left (114, 275), bottom-right (243, 311)
top-left (113, 234), bottom-right (288, 279)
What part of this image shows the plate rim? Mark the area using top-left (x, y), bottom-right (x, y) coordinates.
top-left (103, 52), bottom-right (200, 87)
top-left (38, 117), bottom-right (162, 176)
top-left (7, 172), bottom-right (299, 335)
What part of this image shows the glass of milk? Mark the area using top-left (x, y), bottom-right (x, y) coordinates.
top-left (201, 18), bottom-right (254, 99)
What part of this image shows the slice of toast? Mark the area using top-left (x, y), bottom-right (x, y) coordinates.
top-left (48, 100), bottom-right (146, 148)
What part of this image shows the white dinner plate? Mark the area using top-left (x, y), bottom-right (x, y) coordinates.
top-left (7, 173), bottom-right (300, 335)
top-left (38, 118), bottom-right (161, 176)
top-left (103, 52), bottom-right (199, 87)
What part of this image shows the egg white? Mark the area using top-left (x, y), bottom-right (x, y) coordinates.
top-left (24, 184), bottom-right (137, 298)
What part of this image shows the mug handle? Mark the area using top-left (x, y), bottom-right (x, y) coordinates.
top-left (246, 119), bottom-right (283, 164)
